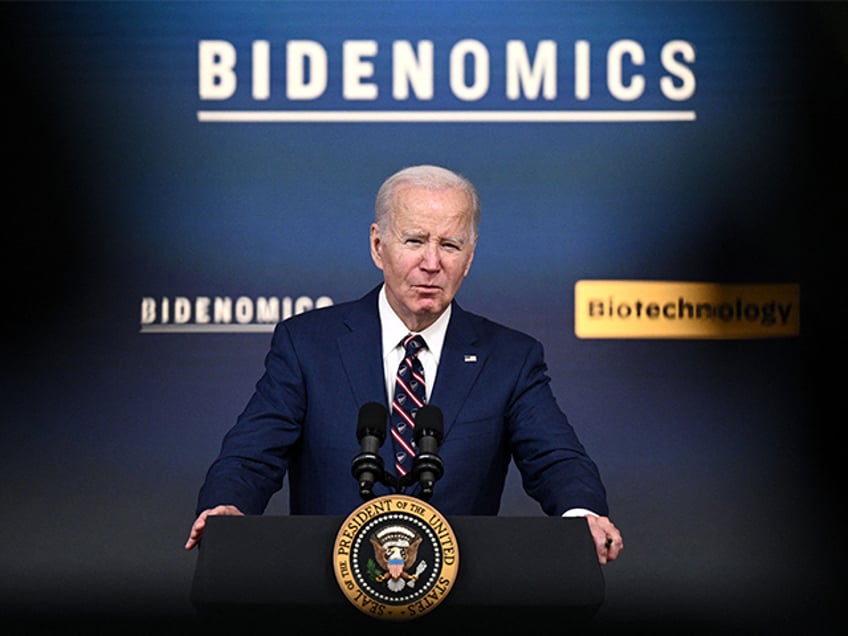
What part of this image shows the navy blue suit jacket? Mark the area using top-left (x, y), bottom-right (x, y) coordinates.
top-left (197, 285), bottom-right (608, 517)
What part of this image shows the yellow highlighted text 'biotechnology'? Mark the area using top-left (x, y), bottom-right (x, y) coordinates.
top-left (574, 280), bottom-right (800, 339)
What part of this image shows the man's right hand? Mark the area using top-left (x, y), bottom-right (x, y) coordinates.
top-left (184, 504), bottom-right (244, 551)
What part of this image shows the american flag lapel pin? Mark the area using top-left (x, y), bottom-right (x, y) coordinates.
top-left (464, 354), bottom-right (477, 363)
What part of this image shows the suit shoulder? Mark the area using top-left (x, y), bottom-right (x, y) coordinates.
top-left (283, 299), bottom-right (351, 328)
top-left (271, 287), bottom-right (379, 338)
top-left (460, 307), bottom-right (541, 348)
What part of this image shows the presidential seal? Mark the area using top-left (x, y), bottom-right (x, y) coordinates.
top-left (333, 494), bottom-right (459, 621)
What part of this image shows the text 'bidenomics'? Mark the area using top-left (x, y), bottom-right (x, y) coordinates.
top-left (198, 38), bottom-right (696, 104)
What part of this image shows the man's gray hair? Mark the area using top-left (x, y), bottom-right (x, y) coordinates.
top-left (374, 165), bottom-right (481, 241)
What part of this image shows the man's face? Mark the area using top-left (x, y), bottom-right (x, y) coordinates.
top-left (370, 185), bottom-right (476, 332)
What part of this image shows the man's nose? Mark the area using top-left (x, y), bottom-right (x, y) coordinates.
top-left (419, 241), bottom-right (441, 269)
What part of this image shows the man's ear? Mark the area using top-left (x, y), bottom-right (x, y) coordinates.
top-left (462, 246), bottom-right (475, 278)
top-left (370, 223), bottom-right (384, 270)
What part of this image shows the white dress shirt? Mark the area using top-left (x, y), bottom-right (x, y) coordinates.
top-left (378, 285), bottom-right (450, 404)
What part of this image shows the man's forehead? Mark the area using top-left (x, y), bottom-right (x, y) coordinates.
top-left (394, 189), bottom-right (471, 217)
top-left (394, 184), bottom-right (470, 206)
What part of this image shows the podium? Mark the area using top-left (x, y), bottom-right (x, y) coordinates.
top-left (190, 514), bottom-right (605, 632)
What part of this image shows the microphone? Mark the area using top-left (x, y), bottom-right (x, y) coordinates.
top-left (411, 404), bottom-right (444, 501)
top-left (351, 402), bottom-right (387, 500)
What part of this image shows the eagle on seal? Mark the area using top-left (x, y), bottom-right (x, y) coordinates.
top-left (370, 527), bottom-right (425, 592)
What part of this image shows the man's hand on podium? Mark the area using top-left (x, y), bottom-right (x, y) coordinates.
top-left (585, 514), bottom-right (623, 564)
top-left (185, 504), bottom-right (244, 551)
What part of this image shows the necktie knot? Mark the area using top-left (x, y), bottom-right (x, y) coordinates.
top-left (402, 334), bottom-right (427, 359)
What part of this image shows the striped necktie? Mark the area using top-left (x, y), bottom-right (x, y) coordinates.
top-left (390, 334), bottom-right (427, 477)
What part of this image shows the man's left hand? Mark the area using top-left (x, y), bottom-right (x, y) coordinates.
top-left (585, 515), bottom-right (623, 564)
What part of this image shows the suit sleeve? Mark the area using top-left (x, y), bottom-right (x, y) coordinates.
top-left (196, 321), bottom-right (305, 516)
top-left (506, 339), bottom-right (610, 517)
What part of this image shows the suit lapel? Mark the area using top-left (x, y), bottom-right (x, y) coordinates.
top-left (337, 286), bottom-right (388, 408)
top-left (430, 302), bottom-right (484, 440)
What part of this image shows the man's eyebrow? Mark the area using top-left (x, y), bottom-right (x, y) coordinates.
top-left (397, 229), bottom-right (467, 246)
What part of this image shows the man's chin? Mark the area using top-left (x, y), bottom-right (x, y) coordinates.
top-left (413, 304), bottom-right (441, 316)
top-left (410, 298), bottom-right (446, 320)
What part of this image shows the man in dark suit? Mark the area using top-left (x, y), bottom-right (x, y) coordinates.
top-left (185, 165), bottom-right (623, 564)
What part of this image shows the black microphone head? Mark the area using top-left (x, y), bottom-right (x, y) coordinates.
top-left (413, 405), bottom-right (443, 443)
top-left (357, 402), bottom-right (387, 442)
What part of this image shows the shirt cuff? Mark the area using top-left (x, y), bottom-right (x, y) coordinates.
top-left (561, 508), bottom-right (599, 518)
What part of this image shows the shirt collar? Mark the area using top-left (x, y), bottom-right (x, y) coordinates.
top-left (378, 284), bottom-right (450, 364)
